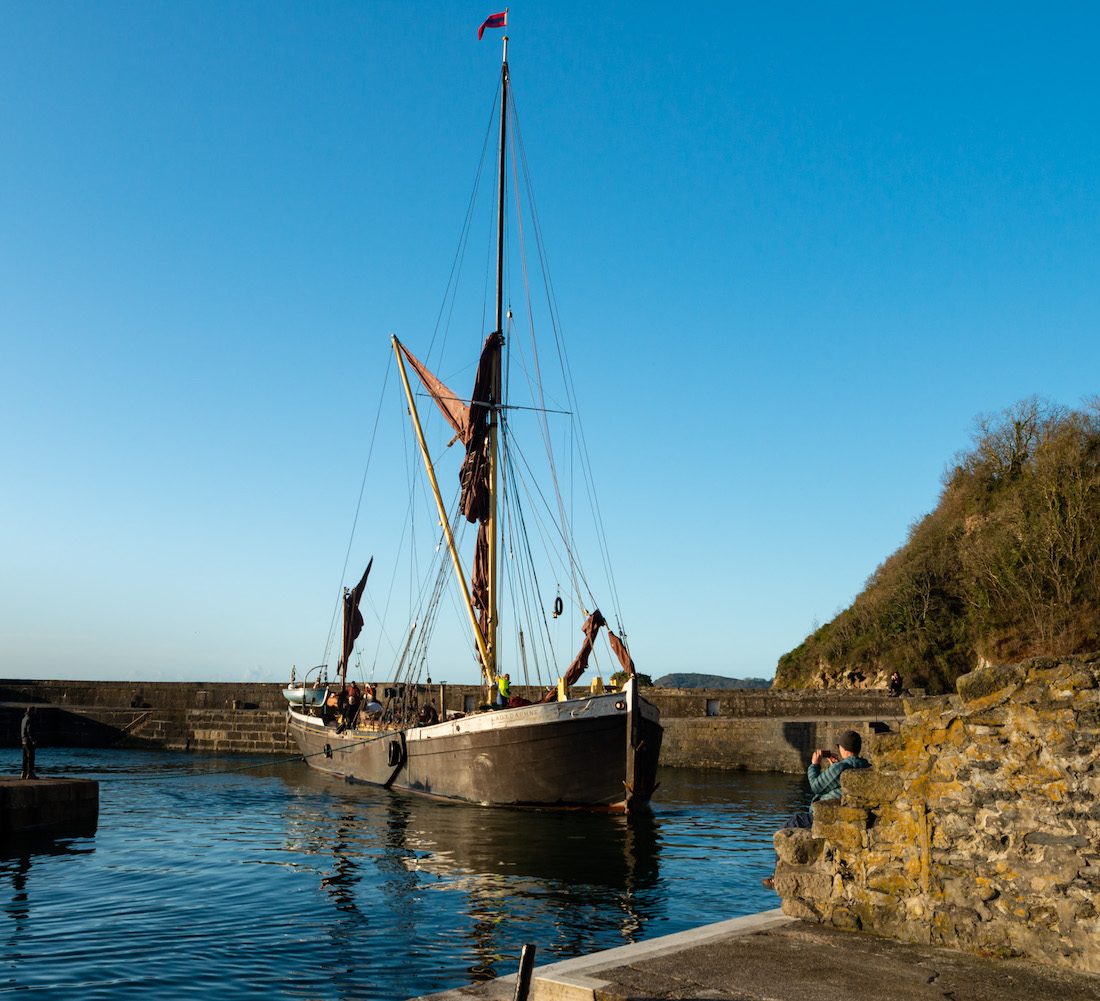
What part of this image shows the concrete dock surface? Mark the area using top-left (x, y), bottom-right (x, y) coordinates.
top-left (413, 910), bottom-right (1100, 1001)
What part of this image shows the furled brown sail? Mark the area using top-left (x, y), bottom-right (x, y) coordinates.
top-left (340, 559), bottom-right (373, 681)
top-left (540, 609), bottom-right (607, 702)
top-left (606, 628), bottom-right (636, 677)
top-left (458, 332), bottom-right (501, 525)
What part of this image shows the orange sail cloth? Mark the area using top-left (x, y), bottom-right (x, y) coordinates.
top-left (395, 340), bottom-right (471, 443)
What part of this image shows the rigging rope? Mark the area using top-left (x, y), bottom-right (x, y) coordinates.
top-left (320, 350), bottom-right (395, 674)
top-left (510, 90), bottom-right (629, 640)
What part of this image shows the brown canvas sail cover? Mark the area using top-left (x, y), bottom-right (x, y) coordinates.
top-left (340, 559), bottom-right (373, 675)
top-left (606, 628), bottom-right (636, 677)
top-left (540, 609), bottom-right (607, 702)
top-left (472, 523), bottom-right (490, 638)
top-left (458, 332), bottom-right (501, 525)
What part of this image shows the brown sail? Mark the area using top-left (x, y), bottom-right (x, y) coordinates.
top-left (394, 340), bottom-right (471, 443)
top-left (458, 332), bottom-right (502, 525)
top-left (339, 559), bottom-right (373, 681)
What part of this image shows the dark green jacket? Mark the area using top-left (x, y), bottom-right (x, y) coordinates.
top-left (807, 755), bottom-right (869, 805)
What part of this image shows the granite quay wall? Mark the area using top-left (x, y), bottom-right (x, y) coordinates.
top-left (772, 655), bottom-right (1100, 975)
top-left (1, 678), bottom-right (908, 770)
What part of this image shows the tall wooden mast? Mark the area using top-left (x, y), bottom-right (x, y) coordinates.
top-left (486, 33), bottom-right (508, 688)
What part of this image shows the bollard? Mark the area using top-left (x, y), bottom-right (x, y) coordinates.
top-left (513, 943), bottom-right (536, 1001)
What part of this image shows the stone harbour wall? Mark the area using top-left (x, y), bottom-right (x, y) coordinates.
top-left (0, 704), bottom-right (294, 755)
top-left (1, 678), bottom-right (908, 771)
top-left (773, 656), bottom-right (1100, 974)
top-left (660, 716), bottom-right (895, 773)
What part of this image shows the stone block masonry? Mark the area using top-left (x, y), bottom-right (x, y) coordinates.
top-left (772, 655), bottom-right (1100, 975)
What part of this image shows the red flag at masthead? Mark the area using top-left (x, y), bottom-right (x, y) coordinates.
top-left (478, 10), bottom-right (507, 40)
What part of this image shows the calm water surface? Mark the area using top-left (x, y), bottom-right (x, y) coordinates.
top-left (0, 748), bottom-right (806, 1000)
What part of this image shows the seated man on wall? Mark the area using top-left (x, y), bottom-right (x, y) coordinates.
top-left (763, 729), bottom-right (870, 888)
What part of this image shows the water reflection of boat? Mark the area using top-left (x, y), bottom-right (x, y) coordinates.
top-left (275, 764), bottom-right (662, 981)
top-left (278, 765), bottom-right (659, 893)
top-left (399, 794), bottom-right (660, 893)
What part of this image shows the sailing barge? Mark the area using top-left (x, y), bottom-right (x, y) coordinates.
top-left (285, 19), bottom-right (662, 812)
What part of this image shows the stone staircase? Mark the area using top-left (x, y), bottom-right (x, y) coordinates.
top-left (121, 708), bottom-right (294, 754)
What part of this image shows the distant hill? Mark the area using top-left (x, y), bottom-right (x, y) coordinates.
top-left (655, 673), bottom-right (772, 690)
top-left (775, 398), bottom-right (1100, 695)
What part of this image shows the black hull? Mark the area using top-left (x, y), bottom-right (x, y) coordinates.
top-left (287, 691), bottom-right (663, 812)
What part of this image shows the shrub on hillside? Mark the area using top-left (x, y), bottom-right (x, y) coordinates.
top-left (775, 397), bottom-right (1100, 693)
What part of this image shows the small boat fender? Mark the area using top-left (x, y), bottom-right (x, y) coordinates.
top-left (383, 732), bottom-right (407, 789)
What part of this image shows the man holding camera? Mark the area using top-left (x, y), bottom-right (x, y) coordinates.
top-left (763, 729), bottom-right (870, 889)
top-left (783, 729), bottom-right (870, 831)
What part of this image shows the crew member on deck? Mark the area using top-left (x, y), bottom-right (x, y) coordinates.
top-left (496, 673), bottom-right (511, 707)
top-left (419, 700), bottom-right (439, 726)
top-left (344, 681), bottom-right (362, 728)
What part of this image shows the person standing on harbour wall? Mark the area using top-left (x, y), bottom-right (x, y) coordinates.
top-left (20, 707), bottom-right (37, 780)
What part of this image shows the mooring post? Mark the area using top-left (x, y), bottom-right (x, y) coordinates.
top-left (512, 943), bottom-right (536, 1001)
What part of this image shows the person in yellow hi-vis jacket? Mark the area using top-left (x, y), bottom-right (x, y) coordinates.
top-left (496, 673), bottom-right (511, 707)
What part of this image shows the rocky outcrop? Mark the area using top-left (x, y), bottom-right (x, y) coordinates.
top-left (773, 656), bottom-right (1100, 974)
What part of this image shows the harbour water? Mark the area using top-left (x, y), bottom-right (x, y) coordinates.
top-left (0, 748), bottom-right (806, 1000)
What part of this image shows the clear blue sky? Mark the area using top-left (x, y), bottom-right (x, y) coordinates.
top-left (2, 2), bottom-right (1098, 684)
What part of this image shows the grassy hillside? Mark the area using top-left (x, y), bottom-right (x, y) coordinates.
top-left (775, 398), bottom-right (1100, 694)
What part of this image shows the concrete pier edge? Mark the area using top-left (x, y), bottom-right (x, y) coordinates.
top-left (410, 906), bottom-right (1100, 1001)
top-left (412, 909), bottom-right (794, 1001)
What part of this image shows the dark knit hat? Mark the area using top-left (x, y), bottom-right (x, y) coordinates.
top-left (838, 729), bottom-right (862, 754)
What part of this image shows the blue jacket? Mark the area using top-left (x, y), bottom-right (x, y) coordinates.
top-left (807, 755), bottom-right (869, 805)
